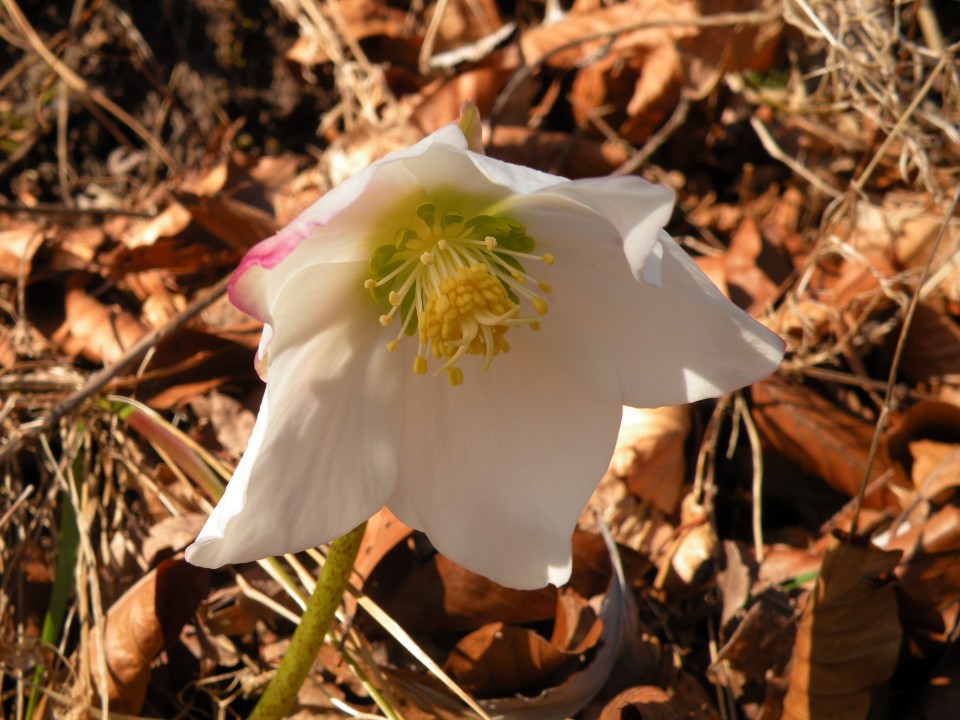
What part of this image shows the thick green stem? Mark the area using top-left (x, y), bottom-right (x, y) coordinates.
top-left (249, 523), bottom-right (366, 720)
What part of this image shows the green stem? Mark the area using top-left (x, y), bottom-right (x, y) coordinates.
top-left (249, 523), bottom-right (366, 720)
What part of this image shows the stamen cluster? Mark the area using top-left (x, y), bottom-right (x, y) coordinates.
top-left (365, 201), bottom-right (554, 385)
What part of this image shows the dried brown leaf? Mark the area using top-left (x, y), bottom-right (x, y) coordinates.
top-left (611, 405), bottom-right (690, 515)
top-left (444, 621), bottom-right (572, 696)
top-left (364, 547), bottom-right (557, 633)
top-left (752, 377), bottom-right (899, 509)
top-left (92, 558), bottom-right (210, 713)
top-left (886, 401), bottom-right (960, 503)
top-left (0, 221), bottom-right (44, 280)
top-left (599, 686), bottom-right (681, 720)
top-left (53, 282), bottom-right (148, 365)
top-left (782, 539), bottom-right (902, 720)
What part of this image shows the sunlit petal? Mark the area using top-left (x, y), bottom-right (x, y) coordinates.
top-left (186, 261), bottom-right (403, 567)
top-left (388, 323), bottom-right (622, 589)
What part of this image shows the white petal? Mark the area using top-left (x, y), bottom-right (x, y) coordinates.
top-left (402, 142), bottom-right (567, 200)
top-left (386, 322), bottom-right (623, 590)
top-left (228, 124), bottom-right (473, 323)
top-left (187, 261), bottom-right (403, 567)
top-left (494, 175), bottom-right (675, 282)
top-left (514, 205), bottom-right (782, 407)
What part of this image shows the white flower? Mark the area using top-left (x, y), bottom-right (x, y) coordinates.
top-left (185, 114), bottom-right (783, 589)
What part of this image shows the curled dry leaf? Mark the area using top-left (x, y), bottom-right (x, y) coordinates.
top-left (598, 685), bottom-right (680, 720)
top-left (53, 281), bottom-right (148, 365)
top-left (444, 621), bottom-right (578, 697)
top-left (92, 558), bottom-right (210, 713)
top-left (896, 304), bottom-right (960, 405)
top-left (752, 376), bottom-right (899, 509)
top-left (885, 505), bottom-right (960, 611)
top-left (445, 588), bottom-right (603, 697)
top-left (721, 216), bottom-right (789, 314)
top-left (710, 595), bottom-right (796, 699)
top-left (886, 400), bottom-right (960, 503)
top-left (654, 494), bottom-right (717, 596)
top-left (363, 542), bottom-right (557, 633)
top-left (782, 538), bottom-right (902, 720)
top-left (610, 405), bottom-right (690, 515)
top-left (480, 525), bottom-right (635, 720)
top-left (0, 221), bottom-right (44, 280)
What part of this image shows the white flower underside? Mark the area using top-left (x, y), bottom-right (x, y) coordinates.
top-left (185, 123), bottom-right (784, 589)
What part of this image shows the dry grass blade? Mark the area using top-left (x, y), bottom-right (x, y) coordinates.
top-left (0, 274), bottom-right (230, 464)
top-left (2, 0), bottom-right (175, 170)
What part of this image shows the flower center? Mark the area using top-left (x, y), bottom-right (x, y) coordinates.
top-left (364, 202), bottom-right (554, 386)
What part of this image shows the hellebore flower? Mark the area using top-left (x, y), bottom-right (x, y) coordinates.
top-left (185, 113), bottom-right (784, 590)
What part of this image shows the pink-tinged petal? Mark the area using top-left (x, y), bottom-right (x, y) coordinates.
top-left (186, 261), bottom-right (403, 567)
top-left (387, 322), bottom-right (622, 590)
top-left (228, 124), bottom-right (472, 323)
top-left (514, 206), bottom-right (782, 407)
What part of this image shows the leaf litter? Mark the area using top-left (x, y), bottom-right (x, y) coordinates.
top-left (1, 0), bottom-right (959, 718)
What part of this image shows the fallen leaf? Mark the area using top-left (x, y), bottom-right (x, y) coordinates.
top-left (92, 558), bottom-right (210, 713)
top-left (782, 538), bottom-right (902, 720)
top-left (444, 621), bottom-right (574, 696)
top-left (599, 686), bottom-right (680, 720)
top-left (363, 542), bottom-right (557, 633)
top-left (0, 221), bottom-right (44, 280)
top-left (886, 400), bottom-right (960, 503)
top-left (610, 405), bottom-right (690, 515)
top-left (480, 525), bottom-right (636, 719)
top-left (752, 377), bottom-right (900, 509)
top-left (53, 281), bottom-right (148, 365)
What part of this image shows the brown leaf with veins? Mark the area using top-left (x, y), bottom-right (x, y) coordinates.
top-left (782, 538), bottom-right (902, 720)
top-left (53, 279), bottom-right (148, 365)
top-left (752, 377), bottom-right (900, 509)
top-left (444, 621), bottom-right (575, 697)
top-left (92, 558), bottom-right (210, 713)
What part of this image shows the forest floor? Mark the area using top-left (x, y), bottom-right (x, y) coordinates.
top-left (2, 0), bottom-right (960, 718)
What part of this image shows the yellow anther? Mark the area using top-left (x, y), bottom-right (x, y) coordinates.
top-left (386, 340), bottom-right (399, 352)
top-left (438, 238), bottom-right (449, 251)
top-left (542, 253), bottom-right (555, 265)
top-left (511, 270), bottom-right (524, 283)
top-left (484, 235), bottom-right (497, 250)
top-left (364, 278), bottom-right (377, 289)
top-left (446, 367), bottom-right (464, 386)
top-left (413, 356), bottom-right (428, 375)
top-left (532, 297), bottom-right (549, 316)
top-left (379, 314), bottom-right (393, 326)
top-left (388, 291), bottom-right (402, 306)
top-left (538, 281), bottom-right (552, 293)
top-left (420, 252), bottom-right (433, 265)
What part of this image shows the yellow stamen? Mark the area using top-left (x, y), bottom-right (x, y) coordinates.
top-left (367, 204), bottom-right (555, 385)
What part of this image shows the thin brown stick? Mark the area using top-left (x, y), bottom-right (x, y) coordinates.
top-left (849, 186), bottom-right (960, 538)
top-left (0, 274), bottom-right (232, 464)
top-left (613, 96), bottom-right (692, 177)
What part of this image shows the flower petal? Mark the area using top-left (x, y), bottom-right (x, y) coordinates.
top-left (229, 125), bottom-right (472, 323)
top-left (403, 142), bottom-right (568, 200)
top-left (494, 175), bottom-right (675, 283)
top-left (508, 201), bottom-right (782, 407)
top-left (186, 261), bottom-right (403, 567)
top-left (386, 322), bottom-right (623, 590)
